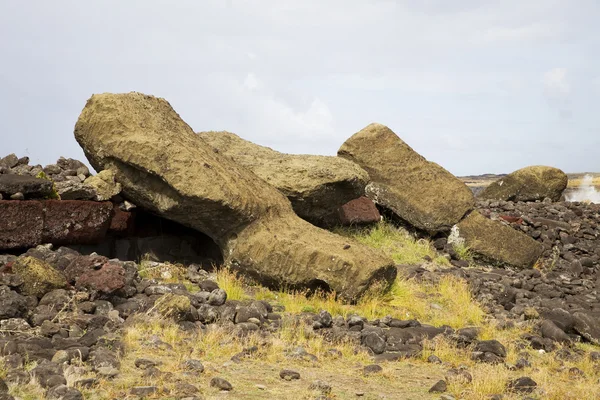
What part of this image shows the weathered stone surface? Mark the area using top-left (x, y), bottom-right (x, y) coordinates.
top-left (155, 293), bottom-right (192, 321)
top-left (12, 257), bottom-right (68, 298)
top-left (338, 196), bottom-right (381, 226)
top-left (572, 311), bottom-right (600, 345)
top-left (108, 204), bottom-right (133, 234)
top-left (478, 166), bottom-right (568, 202)
top-left (74, 92), bottom-right (396, 300)
top-left (0, 200), bottom-right (112, 250)
top-left (338, 123), bottom-right (474, 233)
top-left (0, 174), bottom-right (53, 199)
top-left (74, 262), bottom-right (126, 295)
top-left (540, 319), bottom-right (571, 343)
top-left (199, 130), bottom-right (369, 227)
top-left (84, 170), bottom-right (121, 201)
top-left (0, 154), bottom-right (19, 169)
top-left (0, 201), bottom-right (44, 249)
top-left (454, 211), bottom-right (544, 268)
top-left (0, 286), bottom-right (28, 319)
top-left (41, 200), bottom-right (113, 245)
top-left (54, 181), bottom-right (96, 200)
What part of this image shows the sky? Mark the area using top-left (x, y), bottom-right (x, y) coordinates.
top-left (1, 1), bottom-right (599, 176)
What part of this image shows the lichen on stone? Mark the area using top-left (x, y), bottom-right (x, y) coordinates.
top-left (12, 256), bottom-right (68, 298)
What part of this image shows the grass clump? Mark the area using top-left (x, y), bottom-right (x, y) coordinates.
top-left (215, 267), bottom-right (247, 301)
top-left (452, 241), bottom-right (473, 261)
top-left (335, 221), bottom-right (450, 265)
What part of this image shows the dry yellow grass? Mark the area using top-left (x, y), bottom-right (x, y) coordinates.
top-left (5, 222), bottom-right (600, 399)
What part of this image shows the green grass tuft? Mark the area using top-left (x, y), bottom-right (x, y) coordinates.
top-left (335, 221), bottom-right (450, 265)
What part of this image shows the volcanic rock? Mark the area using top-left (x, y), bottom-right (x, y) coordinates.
top-left (338, 123), bottom-right (474, 233)
top-left (338, 196), bottom-right (381, 226)
top-left (0, 174), bottom-right (53, 199)
top-left (0, 200), bottom-right (113, 250)
top-left (155, 294), bottom-right (193, 321)
top-left (12, 256), bottom-right (68, 298)
top-left (74, 92), bottom-right (395, 301)
top-left (0, 286), bottom-right (28, 319)
top-left (74, 262), bottom-right (126, 295)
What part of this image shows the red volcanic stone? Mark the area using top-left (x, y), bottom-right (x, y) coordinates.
top-left (75, 262), bottom-right (126, 294)
top-left (109, 204), bottom-right (134, 235)
top-left (41, 200), bottom-right (113, 245)
top-left (338, 196), bottom-right (381, 226)
top-left (0, 201), bottom-right (44, 249)
top-left (0, 200), bottom-right (112, 250)
top-left (499, 215), bottom-right (524, 224)
top-left (64, 254), bottom-right (110, 284)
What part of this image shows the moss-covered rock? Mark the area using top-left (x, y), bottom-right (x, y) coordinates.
top-left (12, 256), bottom-right (68, 298)
top-left (35, 171), bottom-right (60, 200)
top-left (84, 170), bottom-right (121, 201)
top-left (338, 123), bottom-right (474, 233)
top-left (477, 166), bottom-right (568, 202)
top-left (453, 211), bottom-right (544, 268)
top-left (155, 294), bottom-right (192, 321)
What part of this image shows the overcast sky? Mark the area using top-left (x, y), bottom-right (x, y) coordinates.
top-left (1, 1), bottom-right (599, 175)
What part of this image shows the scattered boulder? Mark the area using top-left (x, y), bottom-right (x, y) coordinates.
top-left (74, 262), bottom-right (126, 295)
top-left (540, 320), bottom-right (571, 344)
top-left (12, 256), bottom-right (68, 298)
top-left (572, 311), bottom-right (600, 345)
top-left (46, 385), bottom-right (83, 400)
top-left (429, 380), bottom-right (447, 393)
top-left (199, 130), bottom-right (369, 227)
top-left (74, 92), bottom-right (396, 301)
top-left (210, 377), bottom-right (233, 391)
top-left (155, 294), bottom-right (193, 321)
top-left (0, 286), bottom-right (28, 319)
top-left (453, 211), bottom-right (544, 268)
top-left (478, 166), bottom-right (568, 202)
top-left (363, 364), bottom-right (383, 375)
top-left (338, 196), bottom-right (381, 226)
top-left (0, 154), bottom-right (19, 169)
top-left (280, 369), bottom-right (301, 380)
top-left (507, 376), bottom-right (537, 394)
top-left (338, 123), bottom-right (474, 233)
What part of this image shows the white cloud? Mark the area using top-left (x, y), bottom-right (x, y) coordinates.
top-left (543, 68), bottom-right (571, 97)
top-left (210, 72), bottom-right (335, 150)
top-left (1, 0), bottom-right (599, 174)
top-left (243, 73), bottom-right (260, 91)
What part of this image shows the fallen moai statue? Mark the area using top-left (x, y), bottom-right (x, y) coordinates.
top-left (338, 123), bottom-right (475, 234)
top-left (338, 123), bottom-right (543, 268)
top-left (477, 165), bottom-right (568, 202)
top-left (74, 92), bottom-right (396, 301)
top-left (199, 130), bottom-right (369, 227)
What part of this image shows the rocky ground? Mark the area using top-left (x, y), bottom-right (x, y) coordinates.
top-left (0, 217), bottom-right (599, 400)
